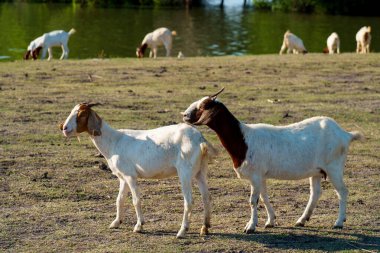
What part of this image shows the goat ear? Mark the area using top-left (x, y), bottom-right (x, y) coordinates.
top-left (88, 103), bottom-right (102, 108)
top-left (209, 87), bottom-right (225, 100)
top-left (87, 110), bottom-right (102, 136)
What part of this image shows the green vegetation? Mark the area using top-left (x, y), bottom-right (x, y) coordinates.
top-left (6, 0), bottom-right (202, 7)
top-left (255, 0), bottom-right (380, 16)
top-left (1, 54), bottom-right (379, 252)
top-left (2, 0), bottom-right (379, 11)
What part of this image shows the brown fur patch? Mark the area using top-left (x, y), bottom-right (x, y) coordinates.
top-left (23, 50), bottom-right (31, 60)
top-left (364, 32), bottom-right (370, 43)
top-left (137, 43), bottom-right (148, 58)
top-left (33, 47), bottom-right (42, 60)
top-left (76, 103), bottom-right (102, 136)
top-left (196, 99), bottom-right (248, 168)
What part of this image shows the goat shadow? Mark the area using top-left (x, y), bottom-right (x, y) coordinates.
top-left (145, 227), bottom-right (379, 251)
top-left (211, 227), bottom-right (380, 252)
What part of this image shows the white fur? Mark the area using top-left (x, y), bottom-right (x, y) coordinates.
top-left (27, 29), bottom-right (76, 60)
top-left (238, 117), bottom-right (362, 231)
top-left (327, 32), bottom-right (340, 54)
top-left (61, 104), bottom-right (215, 238)
top-left (184, 97), bottom-right (363, 232)
top-left (137, 27), bottom-right (176, 58)
top-left (279, 30), bottom-right (307, 54)
top-left (356, 26), bottom-right (371, 54)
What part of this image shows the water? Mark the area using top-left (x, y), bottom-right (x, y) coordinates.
top-left (0, 2), bottom-right (379, 60)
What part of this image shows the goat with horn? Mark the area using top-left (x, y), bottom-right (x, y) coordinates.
top-left (182, 88), bottom-right (363, 233)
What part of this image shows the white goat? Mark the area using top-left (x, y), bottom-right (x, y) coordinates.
top-left (182, 88), bottom-right (363, 233)
top-left (60, 103), bottom-right (215, 238)
top-left (24, 29), bottom-right (76, 60)
top-left (356, 26), bottom-right (371, 54)
top-left (280, 30), bottom-right (308, 55)
top-left (327, 32), bottom-right (340, 54)
top-left (136, 27), bottom-right (176, 58)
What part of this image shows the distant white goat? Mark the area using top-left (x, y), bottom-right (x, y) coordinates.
top-left (24, 29), bottom-right (76, 60)
top-left (178, 51), bottom-right (185, 59)
top-left (136, 27), bottom-right (176, 58)
top-left (183, 88), bottom-right (363, 233)
top-left (327, 32), bottom-right (340, 54)
top-left (280, 30), bottom-right (307, 54)
top-left (356, 26), bottom-right (371, 54)
top-left (60, 103), bottom-right (215, 238)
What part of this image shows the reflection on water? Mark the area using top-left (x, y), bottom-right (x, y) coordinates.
top-left (0, 2), bottom-right (379, 60)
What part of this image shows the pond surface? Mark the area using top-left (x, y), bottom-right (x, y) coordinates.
top-left (0, 2), bottom-right (379, 60)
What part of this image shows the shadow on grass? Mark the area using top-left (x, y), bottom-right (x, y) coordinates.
top-left (211, 227), bottom-right (380, 251)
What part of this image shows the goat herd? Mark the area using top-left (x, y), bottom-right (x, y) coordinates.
top-left (35, 15), bottom-right (367, 240)
top-left (60, 87), bottom-right (363, 238)
top-left (24, 26), bottom-right (372, 60)
top-left (281, 26), bottom-right (371, 55)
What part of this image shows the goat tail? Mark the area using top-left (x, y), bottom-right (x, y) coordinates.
top-left (68, 28), bottom-right (76, 36)
top-left (171, 30), bottom-right (177, 36)
top-left (349, 131), bottom-right (364, 142)
top-left (200, 140), bottom-right (218, 159)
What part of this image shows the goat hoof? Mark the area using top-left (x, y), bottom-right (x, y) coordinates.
top-left (109, 220), bottom-right (121, 229)
top-left (176, 232), bottom-right (186, 239)
top-left (264, 223), bottom-right (274, 228)
top-left (295, 222), bottom-right (305, 227)
top-left (200, 226), bottom-right (209, 236)
top-left (245, 229), bottom-right (255, 234)
top-left (133, 224), bottom-right (143, 233)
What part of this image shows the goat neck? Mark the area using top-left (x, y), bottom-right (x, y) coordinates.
top-left (89, 121), bottom-right (122, 159)
top-left (205, 103), bottom-right (248, 169)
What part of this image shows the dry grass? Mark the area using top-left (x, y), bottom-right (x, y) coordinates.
top-left (1, 54), bottom-right (379, 252)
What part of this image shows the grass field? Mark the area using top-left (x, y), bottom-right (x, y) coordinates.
top-left (1, 54), bottom-right (379, 252)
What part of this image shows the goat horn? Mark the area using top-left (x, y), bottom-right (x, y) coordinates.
top-left (209, 87), bottom-right (225, 98)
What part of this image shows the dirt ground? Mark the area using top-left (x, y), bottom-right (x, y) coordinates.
top-left (0, 54), bottom-right (379, 252)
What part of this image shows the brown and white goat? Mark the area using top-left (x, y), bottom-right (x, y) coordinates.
top-left (182, 88), bottom-right (363, 233)
top-left (24, 29), bottom-right (76, 60)
top-left (279, 30), bottom-right (307, 55)
top-left (356, 26), bottom-right (371, 54)
top-left (327, 32), bottom-right (340, 54)
top-left (60, 103), bottom-right (216, 238)
top-left (136, 27), bottom-right (176, 58)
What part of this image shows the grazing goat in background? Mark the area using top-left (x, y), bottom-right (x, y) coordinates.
top-left (182, 88), bottom-right (363, 234)
top-left (24, 29), bottom-right (76, 60)
top-left (280, 30), bottom-right (307, 54)
top-left (356, 26), bottom-right (371, 53)
top-left (327, 32), bottom-right (340, 54)
top-left (60, 103), bottom-right (215, 238)
top-left (136, 27), bottom-right (176, 58)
